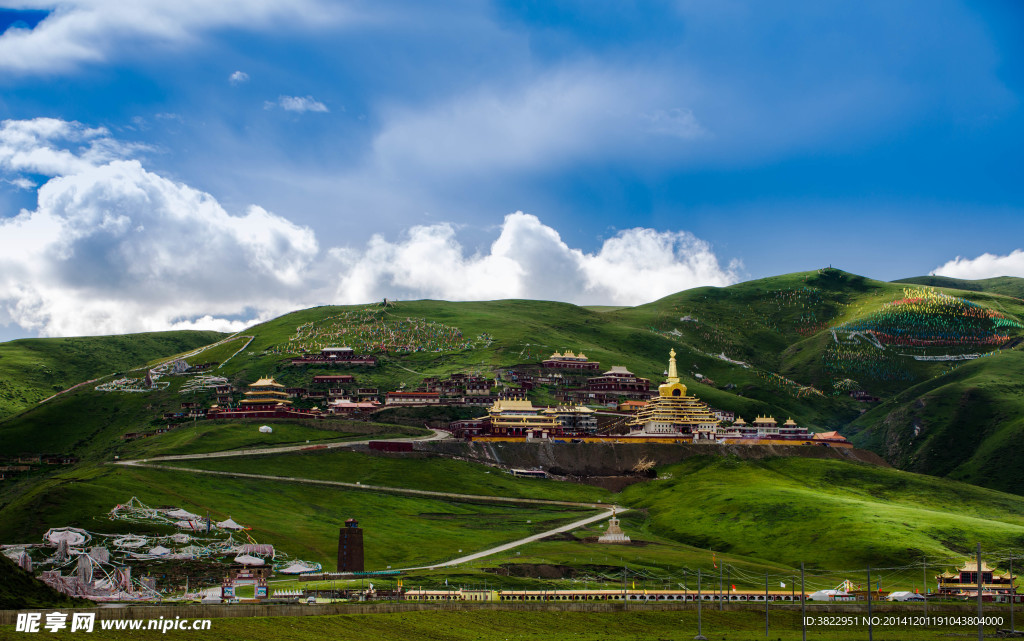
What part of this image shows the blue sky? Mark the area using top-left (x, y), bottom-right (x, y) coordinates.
top-left (0, 0), bottom-right (1022, 338)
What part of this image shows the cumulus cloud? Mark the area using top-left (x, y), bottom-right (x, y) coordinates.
top-left (330, 213), bottom-right (740, 307)
top-left (932, 250), bottom-right (1024, 280)
top-left (267, 95), bottom-right (330, 113)
top-left (0, 118), bottom-right (739, 337)
top-left (0, 118), bottom-right (319, 336)
top-left (0, 0), bottom-right (341, 74)
top-left (229, 70), bottom-right (249, 85)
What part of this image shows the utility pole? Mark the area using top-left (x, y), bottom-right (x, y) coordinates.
top-left (765, 573), bottom-right (769, 637)
top-left (923, 557), bottom-right (928, 619)
top-left (695, 569), bottom-right (706, 641)
top-left (719, 561), bottom-right (724, 611)
top-left (800, 563), bottom-right (806, 641)
top-left (623, 564), bottom-right (627, 610)
top-left (1010, 555), bottom-right (1016, 633)
top-left (977, 543), bottom-right (984, 641)
top-left (867, 566), bottom-right (873, 641)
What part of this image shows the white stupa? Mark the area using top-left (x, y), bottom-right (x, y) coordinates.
top-left (597, 511), bottom-right (631, 544)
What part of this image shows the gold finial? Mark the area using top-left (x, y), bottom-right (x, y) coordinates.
top-left (666, 349), bottom-right (679, 384)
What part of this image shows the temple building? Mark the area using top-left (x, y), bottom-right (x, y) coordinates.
top-left (384, 391), bottom-right (441, 406)
top-left (542, 404), bottom-right (598, 432)
top-left (239, 377), bottom-right (292, 410)
top-left (585, 366), bottom-right (650, 394)
top-left (487, 397), bottom-right (562, 439)
top-left (936, 561), bottom-right (1016, 596)
top-left (626, 350), bottom-right (720, 437)
top-left (542, 350), bottom-right (600, 371)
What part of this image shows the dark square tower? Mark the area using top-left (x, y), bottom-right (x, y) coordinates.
top-left (337, 518), bottom-right (364, 572)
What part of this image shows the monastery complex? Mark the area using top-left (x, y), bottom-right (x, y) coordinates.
top-left (163, 343), bottom-right (849, 448)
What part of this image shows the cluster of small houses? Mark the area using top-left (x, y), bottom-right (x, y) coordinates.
top-left (0, 455), bottom-right (79, 481)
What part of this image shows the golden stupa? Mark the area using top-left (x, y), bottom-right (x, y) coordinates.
top-left (626, 349), bottom-right (719, 435)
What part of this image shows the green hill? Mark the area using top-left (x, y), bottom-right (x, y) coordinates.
top-left (5, 268), bottom-right (1024, 492)
top-left (895, 275), bottom-right (1024, 299)
top-left (0, 330), bottom-right (225, 421)
top-left (619, 455), bottom-right (1024, 568)
top-left (846, 347), bottom-right (1024, 494)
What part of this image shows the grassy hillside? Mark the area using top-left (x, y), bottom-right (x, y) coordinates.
top-left (0, 330), bottom-right (225, 421)
top-left (896, 275), bottom-right (1024, 299)
top-left (846, 347), bottom-right (1024, 494)
top-left (619, 456), bottom-right (1024, 568)
top-left (5, 268), bottom-right (1024, 490)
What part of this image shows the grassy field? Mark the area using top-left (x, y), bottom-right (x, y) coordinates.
top-left (0, 607), bottom-right (1011, 641)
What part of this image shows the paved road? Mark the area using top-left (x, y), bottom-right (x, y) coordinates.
top-left (398, 507), bottom-right (625, 571)
top-left (114, 428), bottom-right (451, 464)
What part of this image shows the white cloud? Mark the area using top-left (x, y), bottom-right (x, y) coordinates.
top-left (0, 118), bottom-right (145, 177)
top-left (0, 0), bottom-right (343, 73)
top-left (271, 95), bottom-right (330, 113)
top-left (229, 70), bottom-right (250, 85)
top-left (331, 212), bottom-right (740, 307)
top-left (370, 67), bottom-right (705, 178)
top-left (932, 250), bottom-right (1024, 280)
top-left (3, 177), bottom-right (36, 190)
top-left (0, 118), bottom-right (739, 337)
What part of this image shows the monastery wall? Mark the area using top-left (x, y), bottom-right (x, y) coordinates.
top-left (414, 440), bottom-right (889, 476)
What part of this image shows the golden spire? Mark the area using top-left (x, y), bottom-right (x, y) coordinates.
top-left (666, 348), bottom-right (679, 384)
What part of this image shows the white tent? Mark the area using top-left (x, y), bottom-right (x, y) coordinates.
top-left (216, 518), bottom-right (245, 530)
top-left (165, 508), bottom-right (199, 520)
top-left (278, 562), bottom-right (316, 575)
top-left (45, 527), bottom-right (90, 546)
top-left (808, 589), bottom-right (855, 601)
top-left (234, 554), bottom-right (265, 566)
top-left (148, 546), bottom-right (171, 556)
top-left (170, 533), bottom-right (191, 543)
top-left (258, 425), bottom-right (273, 433)
top-left (887, 591), bottom-right (925, 602)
